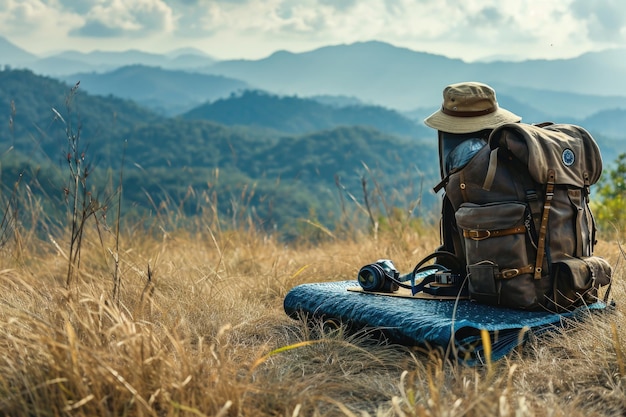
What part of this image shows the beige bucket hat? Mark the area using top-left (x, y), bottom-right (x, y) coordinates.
top-left (424, 82), bottom-right (521, 134)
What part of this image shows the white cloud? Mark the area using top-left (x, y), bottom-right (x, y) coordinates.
top-left (72, 0), bottom-right (175, 37)
top-left (0, 0), bottom-right (624, 60)
top-left (164, 0), bottom-right (600, 60)
top-left (0, 0), bottom-right (81, 36)
top-left (571, 0), bottom-right (626, 43)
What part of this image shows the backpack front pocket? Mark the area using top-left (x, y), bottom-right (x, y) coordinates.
top-left (455, 202), bottom-right (540, 308)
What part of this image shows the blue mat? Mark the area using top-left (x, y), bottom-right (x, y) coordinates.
top-left (283, 280), bottom-right (607, 365)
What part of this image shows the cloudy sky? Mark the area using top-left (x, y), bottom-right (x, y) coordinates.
top-left (1, 0), bottom-right (625, 61)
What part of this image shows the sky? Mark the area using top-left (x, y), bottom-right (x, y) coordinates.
top-left (1, 0), bottom-right (625, 62)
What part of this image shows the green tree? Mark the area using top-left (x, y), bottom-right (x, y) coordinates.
top-left (592, 152), bottom-right (626, 234)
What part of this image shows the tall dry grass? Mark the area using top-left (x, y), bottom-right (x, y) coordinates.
top-left (0, 218), bottom-right (625, 416)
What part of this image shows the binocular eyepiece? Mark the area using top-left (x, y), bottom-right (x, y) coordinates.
top-left (357, 259), bottom-right (400, 293)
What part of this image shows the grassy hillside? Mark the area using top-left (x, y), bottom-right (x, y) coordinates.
top-left (0, 207), bottom-right (623, 416)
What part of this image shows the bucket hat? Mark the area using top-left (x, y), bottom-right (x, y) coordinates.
top-left (424, 82), bottom-right (521, 134)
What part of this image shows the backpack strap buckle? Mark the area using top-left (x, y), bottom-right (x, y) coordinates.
top-left (465, 229), bottom-right (491, 240)
top-left (463, 225), bottom-right (526, 241)
top-left (498, 265), bottom-right (535, 279)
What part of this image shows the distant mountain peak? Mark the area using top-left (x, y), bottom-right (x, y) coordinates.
top-left (0, 35), bottom-right (37, 65)
top-left (268, 49), bottom-right (295, 58)
top-left (166, 47), bottom-right (211, 58)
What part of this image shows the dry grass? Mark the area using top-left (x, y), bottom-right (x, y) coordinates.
top-left (0, 221), bottom-right (625, 417)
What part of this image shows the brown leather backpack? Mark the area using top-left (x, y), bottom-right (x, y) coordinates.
top-left (440, 122), bottom-right (611, 311)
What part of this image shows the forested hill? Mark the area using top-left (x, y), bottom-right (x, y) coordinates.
top-left (0, 68), bottom-right (163, 165)
top-left (0, 68), bottom-right (438, 238)
top-left (181, 90), bottom-right (431, 138)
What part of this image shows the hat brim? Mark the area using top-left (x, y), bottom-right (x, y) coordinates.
top-left (424, 107), bottom-right (521, 134)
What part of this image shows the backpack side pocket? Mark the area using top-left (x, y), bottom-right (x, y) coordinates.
top-left (552, 256), bottom-right (612, 310)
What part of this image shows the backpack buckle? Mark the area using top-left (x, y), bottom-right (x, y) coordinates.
top-left (467, 230), bottom-right (490, 240)
top-left (501, 268), bottom-right (520, 279)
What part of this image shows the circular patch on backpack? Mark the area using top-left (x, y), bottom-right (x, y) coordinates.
top-left (562, 148), bottom-right (575, 166)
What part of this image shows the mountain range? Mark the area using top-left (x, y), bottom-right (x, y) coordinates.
top-left (1, 35), bottom-right (626, 236)
top-left (3, 36), bottom-right (626, 121)
top-left (0, 36), bottom-right (216, 74)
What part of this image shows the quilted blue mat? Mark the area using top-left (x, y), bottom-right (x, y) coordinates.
top-left (283, 280), bottom-right (607, 365)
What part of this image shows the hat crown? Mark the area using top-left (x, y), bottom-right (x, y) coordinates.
top-left (442, 82), bottom-right (497, 115)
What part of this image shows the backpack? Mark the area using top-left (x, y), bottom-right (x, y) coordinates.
top-left (436, 122), bottom-right (612, 311)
